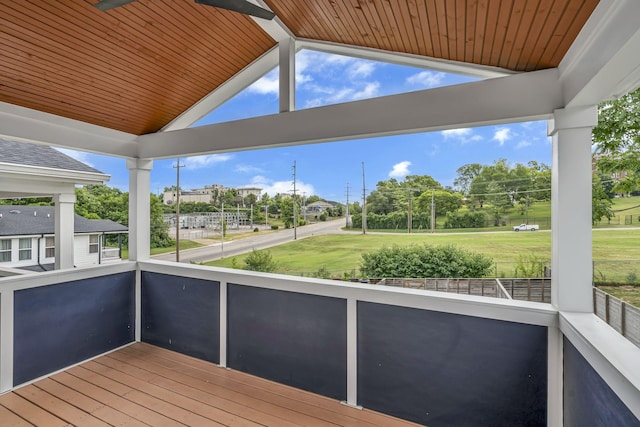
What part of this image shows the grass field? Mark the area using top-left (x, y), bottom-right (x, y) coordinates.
top-left (205, 228), bottom-right (640, 283)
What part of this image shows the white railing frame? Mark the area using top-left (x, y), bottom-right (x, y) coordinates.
top-left (1, 260), bottom-right (639, 424)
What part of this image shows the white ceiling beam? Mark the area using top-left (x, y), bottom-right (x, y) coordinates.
top-left (0, 102), bottom-right (137, 158)
top-left (137, 68), bottom-right (562, 159)
top-left (296, 39), bottom-right (514, 79)
top-left (161, 47), bottom-right (279, 132)
top-left (560, 0), bottom-right (640, 107)
top-left (279, 37), bottom-right (296, 113)
top-left (249, 0), bottom-right (293, 42)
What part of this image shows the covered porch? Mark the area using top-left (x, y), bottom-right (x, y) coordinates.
top-left (2, 1), bottom-right (640, 425)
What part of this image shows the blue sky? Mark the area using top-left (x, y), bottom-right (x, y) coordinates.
top-left (59, 49), bottom-right (551, 202)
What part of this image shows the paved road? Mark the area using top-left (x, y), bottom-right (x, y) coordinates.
top-left (153, 218), bottom-right (348, 263)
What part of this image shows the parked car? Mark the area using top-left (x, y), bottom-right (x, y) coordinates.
top-left (513, 224), bottom-right (539, 231)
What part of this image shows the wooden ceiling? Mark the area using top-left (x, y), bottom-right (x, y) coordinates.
top-left (1, 0), bottom-right (599, 136)
top-left (270, 0), bottom-right (599, 71)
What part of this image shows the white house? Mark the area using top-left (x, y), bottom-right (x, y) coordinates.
top-left (0, 137), bottom-right (126, 271)
top-left (0, 205), bottom-right (127, 272)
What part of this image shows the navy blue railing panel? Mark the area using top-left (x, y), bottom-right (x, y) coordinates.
top-left (141, 272), bottom-right (219, 363)
top-left (358, 301), bottom-right (548, 427)
top-left (564, 338), bottom-right (640, 426)
top-left (227, 284), bottom-right (347, 401)
top-left (13, 271), bottom-right (135, 386)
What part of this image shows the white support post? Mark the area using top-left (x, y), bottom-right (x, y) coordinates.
top-left (0, 290), bottom-right (14, 393)
top-left (219, 281), bottom-right (228, 368)
top-left (344, 298), bottom-right (361, 408)
top-left (126, 159), bottom-right (153, 262)
top-left (53, 193), bottom-right (76, 270)
top-left (547, 326), bottom-right (563, 427)
top-left (548, 106), bottom-right (598, 313)
top-left (279, 37), bottom-right (296, 113)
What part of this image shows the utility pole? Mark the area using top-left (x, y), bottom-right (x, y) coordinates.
top-left (265, 205), bottom-right (268, 227)
top-left (250, 204), bottom-right (253, 228)
top-left (173, 158), bottom-right (184, 262)
top-left (292, 160), bottom-right (297, 240)
top-left (431, 189), bottom-right (436, 234)
top-left (362, 162), bottom-right (367, 234)
top-left (345, 182), bottom-right (350, 228)
top-left (408, 190), bottom-right (412, 234)
top-left (220, 202), bottom-right (224, 258)
top-left (302, 192), bottom-right (307, 224)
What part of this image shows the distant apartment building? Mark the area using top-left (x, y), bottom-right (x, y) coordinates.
top-left (163, 185), bottom-right (262, 205)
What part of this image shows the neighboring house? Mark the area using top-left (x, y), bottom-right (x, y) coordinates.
top-left (0, 137), bottom-right (119, 271)
top-left (306, 200), bottom-right (335, 213)
top-left (163, 184), bottom-right (262, 205)
top-left (0, 205), bottom-right (127, 272)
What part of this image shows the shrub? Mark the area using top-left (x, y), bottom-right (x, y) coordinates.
top-left (360, 244), bottom-right (493, 278)
top-left (244, 249), bottom-right (278, 272)
top-left (513, 252), bottom-right (548, 278)
top-left (444, 211), bottom-right (486, 229)
top-left (253, 227), bottom-right (259, 232)
top-left (271, 224), bottom-right (279, 230)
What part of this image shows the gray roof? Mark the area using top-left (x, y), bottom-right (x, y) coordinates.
top-left (0, 138), bottom-right (103, 174)
top-left (0, 206), bottom-right (127, 237)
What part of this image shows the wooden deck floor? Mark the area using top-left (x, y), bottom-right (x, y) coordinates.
top-left (0, 343), bottom-right (420, 426)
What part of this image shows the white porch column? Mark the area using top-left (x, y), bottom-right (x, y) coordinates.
top-left (548, 106), bottom-right (598, 312)
top-left (53, 193), bottom-right (76, 270)
top-left (279, 37), bottom-right (296, 113)
top-left (127, 159), bottom-right (153, 261)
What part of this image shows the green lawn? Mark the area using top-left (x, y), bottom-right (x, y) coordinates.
top-left (205, 229), bottom-right (640, 282)
top-left (121, 239), bottom-right (203, 259)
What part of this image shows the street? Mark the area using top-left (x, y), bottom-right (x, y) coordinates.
top-left (152, 218), bottom-right (348, 263)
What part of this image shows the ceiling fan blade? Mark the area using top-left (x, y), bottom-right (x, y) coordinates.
top-left (195, 0), bottom-right (275, 20)
top-left (93, 0), bottom-right (137, 11)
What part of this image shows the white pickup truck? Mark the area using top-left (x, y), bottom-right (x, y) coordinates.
top-left (513, 224), bottom-right (539, 231)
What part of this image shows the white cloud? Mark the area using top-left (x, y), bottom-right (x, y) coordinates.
top-left (54, 148), bottom-right (94, 167)
top-left (441, 128), bottom-right (483, 143)
top-left (348, 61), bottom-right (376, 79)
top-left (247, 69), bottom-right (279, 95)
top-left (352, 82), bottom-right (380, 100)
top-left (182, 154), bottom-right (233, 169)
top-left (515, 140), bottom-right (532, 149)
top-left (389, 161), bottom-right (411, 178)
top-left (235, 163), bottom-right (264, 174)
top-left (249, 176), bottom-right (315, 197)
top-left (493, 128), bottom-right (512, 146)
top-left (406, 71), bottom-right (446, 88)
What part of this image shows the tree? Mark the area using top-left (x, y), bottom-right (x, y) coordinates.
top-left (415, 190), bottom-right (462, 216)
top-left (454, 163), bottom-right (483, 194)
top-left (244, 249), bottom-right (278, 272)
top-left (593, 87), bottom-right (640, 195)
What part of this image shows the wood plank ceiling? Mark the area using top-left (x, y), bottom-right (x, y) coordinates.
top-left (0, 0), bottom-right (599, 136)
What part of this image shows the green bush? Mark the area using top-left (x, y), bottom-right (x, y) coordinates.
top-left (360, 244), bottom-right (493, 278)
top-left (513, 252), bottom-right (548, 278)
top-left (444, 211), bottom-right (487, 229)
top-left (271, 224), bottom-right (279, 230)
top-left (253, 227), bottom-right (259, 232)
top-left (243, 249), bottom-right (278, 272)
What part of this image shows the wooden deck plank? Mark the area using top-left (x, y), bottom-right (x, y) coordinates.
top-left (0, 404), bottom-right (33, 426)
top-left (58, 369), bottom-right (188, 427)
top-left (14, 385), bottom-right (110, 427)
top-left (0, 392), bottom-right (70, 427)
top-left (2, 343), bottom-right (420, 427)
top-left (91, 355), bottom-right (336, 427)
top-left (120, 344), bottom-right (417, 427)
top-left (35, 377), bottom-right (148, 427)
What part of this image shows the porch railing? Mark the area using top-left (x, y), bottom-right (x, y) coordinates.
top-left (593, 287), bottom-right (640, 349)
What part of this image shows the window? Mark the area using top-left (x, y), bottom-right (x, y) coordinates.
top-left (89, 235), bottom-right (99, 254)
top-left (0, 240), bottom-right (11, 262)
top-left (45, 236), bottom-right (55, 258)
top-left (19, 238), bottom-right (32, 261)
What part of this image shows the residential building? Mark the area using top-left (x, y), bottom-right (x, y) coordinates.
top-left (1, 2), bottom-right (639, 425)
top-left (0, 205), bottom-right (127, 272)
top-left (163, 185), bottom-right (262, 205)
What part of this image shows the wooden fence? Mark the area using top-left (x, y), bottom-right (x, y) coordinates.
top-left (593, 287), bottom-right (640, 348)
top-left (374, 278), bottom-right (551, 303)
